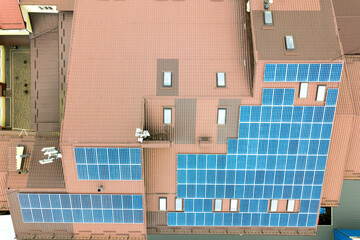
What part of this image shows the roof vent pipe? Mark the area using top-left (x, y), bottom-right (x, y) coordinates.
top-left (264, 0), bottom-right (273, 10)
top-left (98, 186), bottom-right (104, 192)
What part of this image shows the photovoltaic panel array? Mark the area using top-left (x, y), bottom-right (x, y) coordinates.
top-left (264, 63), bottom-right (343, 82)
top-left (75, 148), bottom-right (142, 180)
top-left (170, 88), bottom-right (338, 227)
top-left (176, 154), bottom-right (326, 200)
top-left (168, 212), bottom-right (318, 227)
top-left (19, 194), bottom-right (144, 224)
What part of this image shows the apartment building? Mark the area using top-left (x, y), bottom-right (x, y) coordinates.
top-left (0, 0), bottom-right (359, 239)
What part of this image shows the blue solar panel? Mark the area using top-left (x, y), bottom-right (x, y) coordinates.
top-left (264, 63), bottom-right (343, 82)
top-left (170, 87), bottom-right (339, 228)
top-left (169, 212), bottom-right (316, 227)
top-left (264, 64), bottom-right (276, 82)
top-left (19, 194), bottom-right (144, 224)
top-left (75, 148), bottom-right (142, 180)
top-left (326, 89), bottom-right (339, 106)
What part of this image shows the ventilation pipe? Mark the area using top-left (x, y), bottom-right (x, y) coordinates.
top-left (98, 186), bottom-right (104, 192)
top-left (264, 0), bottom-right (274, 10)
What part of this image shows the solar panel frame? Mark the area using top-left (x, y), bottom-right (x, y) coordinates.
top-left (264, 63), bottom-right (343, 82)
top-left (75, 148), bottom-right (142, 181)
top-left (171, 88), bottom-right (337, 227)
top-left (19, 194), bottom-right (144, 224)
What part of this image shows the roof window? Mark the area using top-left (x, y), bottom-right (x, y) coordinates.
top-left (216, 72), bottom-right (226, 87)
top-left (214, 199), bottom-right (222, 212)
top-left (163, 72), bottom-right (172, 87)
top-left (287, 199), bottom-right (295, 212)
top-left (230, 199), bottom-right (238, 212)
top-left (269, 199), bottom-right (278, 212)
top-left (163, 108), bottom-right (172, 124)
top-left (264, 11), bottom-right (273, 25)
top-left (316, 85), bottom-right (326, 102)
top-left (159, 197), bottom-right (167, 211)
top-left (285, 36), bottom-right (295, 50)
top-left (299, 83), bottom-right (309, 99)
top-left (175, 198), bottom-right (183, 211)
top-left (217, 108), bottom-right (227, 125)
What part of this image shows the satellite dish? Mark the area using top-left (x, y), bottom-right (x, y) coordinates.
top-left (42, 147), bottom-right (56, 152)
top-left (135, 128), bottom-right (151, 143)
top-left (39, 158), bottom-right (54, 164)
top-left (39, 148), bottom-right (62, 164)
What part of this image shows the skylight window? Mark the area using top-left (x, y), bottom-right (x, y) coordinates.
top-left (163, 108), bottom-right (172, 124)
top-left (270, 199), bottom-right (278, 212)
top-left (217, 72), bottom-right (226, 87)
top-left (287, 199), bottom-right (295, 212)
top-left (163, 72), bottom-right (172, 87)
top-left (217, 108), bottom-right (227, 125)
top-left (264, 11), bottom-right (273, 25)
top-left (299, 83), bottom-right (309, 99)
top-left (285, 36), bottom-right (295, 50)
top-left (316, 85), bottom-right (326, 102)
top-left (214, 199), bottom-right (222, 211)
top-left (159, 197), bottom-right (167, 211)
top-left (230, 199), bottom-right (238, 211)
top-left (175, 198), bottom-right (183, 211)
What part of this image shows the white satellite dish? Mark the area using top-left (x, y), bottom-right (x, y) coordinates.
top-left (135, 128), bottom-right (151, 143)
top-left (39, 158), bottom-right (54, 164)
top-left (41, 147), bottom-right (56, 152)
top-left (39, 148), bottom-right (62, 164)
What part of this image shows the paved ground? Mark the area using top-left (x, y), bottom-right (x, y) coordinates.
top-left (10, 48), bottom-right (31, 130)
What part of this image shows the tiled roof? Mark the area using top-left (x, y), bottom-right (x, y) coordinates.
top-left (332, 0), bottom-right (360, 54)
top-left (251, 0), bottom-right (342, 60)
top-left (0, 0), bottom-right (25, 30)
top-left (30, 23), bottom-right (60, 132)
top-left (251, 0), bottom-right (321, 11)
top-left (19, 0), bottom-right (74, 11)
top-left (2, 131), bottom-right (65, 190)
top-left (25, 132), bottom-right (65, 189)
top-left (336, 17), bottom-right (360, 55)
top-left (3, 0), bottom-right (360, 238)
top-left (332, 0), bottom-right (360, 16)
top-left (344, 56), bottom-right (360, 115)
top-left (342, 56), bottom-right (360, 179)
top-left (61, 0), bottom-right (252, 145)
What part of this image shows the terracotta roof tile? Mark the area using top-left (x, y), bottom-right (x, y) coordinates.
top-left (0, 173), bottom-right (8, 210)
top-left (1, 132), bottom-right (65, 190)
top-left (344, 117), bottom-right (360, 179)
top-left (252, 0), bottom-right (321, 11)
top-left (251, 0), bottom-right (342, 60)
top-left (30, 26), bottom-right (60, 131)
top-left (332, 0), bottom-right (360, 16)
top-left (0, 0), bottom-right (25, 30)
top-left (344, 56), bottom-right (360, 115)
top-left (321, 116), bottom-right (353, 206)
top-left (61, 0), bottom-right (252, 144)
top-left (336, 17), bottom-right (360, 54)
top-left (331, 0), bottom-right (360, 54)
top-left (336, 61), bottom-right (355, 115)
